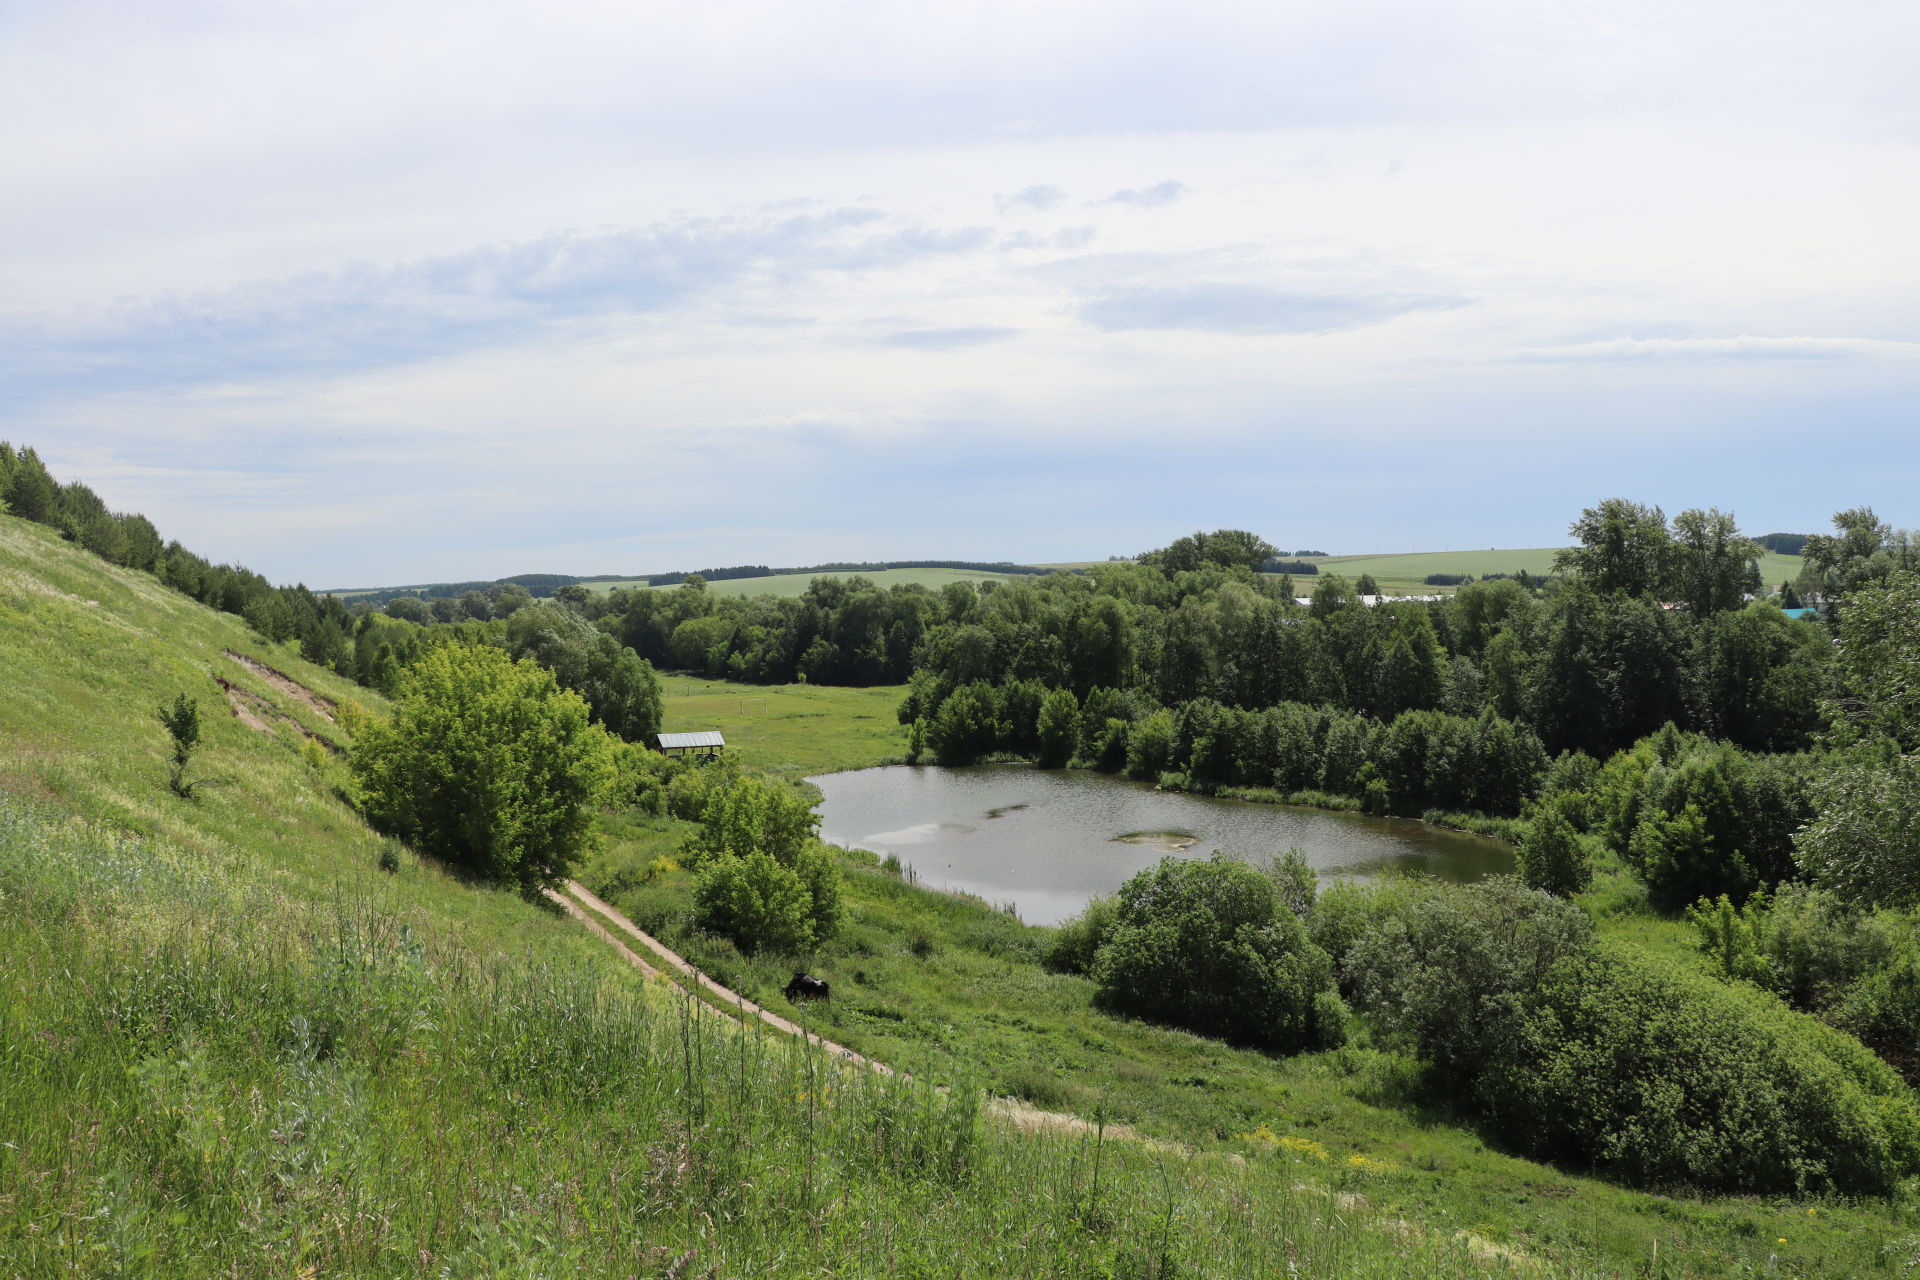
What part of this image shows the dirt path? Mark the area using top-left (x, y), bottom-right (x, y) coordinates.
top-left (223, 649), bottom-right (338, 722)
top-left (562, 880), bottom-right (895, 1074)
top-left (555, 880), bottom-right (1169, 1146)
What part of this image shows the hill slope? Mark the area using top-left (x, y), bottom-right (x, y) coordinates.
top-left (0, 514), bottom-right (1558, 1278)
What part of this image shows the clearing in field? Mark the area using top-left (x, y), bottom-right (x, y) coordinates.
top-left (1296, 547), bottom-right (1805, 596)
top-left (656, 676), bottom-right (909, 778)
top-left (588, 566), bottom-right (1018, 598)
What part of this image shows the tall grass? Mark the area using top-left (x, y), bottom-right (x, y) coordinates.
top-left (0, 798), bottom-right (1564, 1277)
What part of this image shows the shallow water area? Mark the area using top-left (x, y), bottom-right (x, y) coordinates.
top-left (809, 763), bottom-right (1514, 925)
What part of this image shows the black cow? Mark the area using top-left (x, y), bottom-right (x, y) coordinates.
top-left (784, 972), bottom-right (830, 1002)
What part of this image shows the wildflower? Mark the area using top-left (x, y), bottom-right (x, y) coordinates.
top-left (1278, 1136), bottom-right (1330, 1161)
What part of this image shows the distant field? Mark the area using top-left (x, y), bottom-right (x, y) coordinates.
top-left (1292, 547), bottom-right (1804, 596)
top-left (656, 677), bottom-right (909, 778)
top-left (588, 566), bottom-right (1017, 598)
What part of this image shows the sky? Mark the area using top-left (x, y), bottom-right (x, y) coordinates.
top-left (4, 0), bottom-right (1917, 587)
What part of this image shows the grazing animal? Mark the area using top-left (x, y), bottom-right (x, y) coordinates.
top-left (784, 972), bottom-right (830, 1002)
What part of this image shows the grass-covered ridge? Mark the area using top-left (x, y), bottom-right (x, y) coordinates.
top-left (3, 513), bottom-right (1603, 1277)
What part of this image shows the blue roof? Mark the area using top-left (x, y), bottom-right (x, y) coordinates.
top-left (1782, 608), bottom-right (1816, 619)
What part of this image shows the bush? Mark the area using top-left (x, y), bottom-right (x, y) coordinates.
top-left (1603, 737), bottom-right (1810, 910)
top-left (694, 852), bottom-right (817, 955)
top-left (1044, 894), bottom-right (1120, 974)
top-left (1515, 804), bottom-right (1591, 897)
top-left (1091, 855), bottom-right (1347, 1054)
top-left (1486, 948), bottom-right (1920, 1195)
top-left (682, 775), bottom-right (818, 867)
top-left (350, 645), bottom-right (615, 895)
top-left (1347, 877), bottom-right (1593, 1086)
top-left (681, 773), bottom-right (842, 954)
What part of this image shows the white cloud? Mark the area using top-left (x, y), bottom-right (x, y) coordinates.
top-left (5, 0), bottom-right (1919, 583)
top-left (995, 185), bottom-right (1068, 214)
top-left (1091, 180), bottom-right (1189, 208)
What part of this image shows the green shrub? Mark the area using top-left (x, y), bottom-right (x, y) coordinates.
top-left (1346, 876), bottom-right (1593, 1085)
top-left (694, 851), bottom-right (816, 955)
top-left (682, 775), bottom-right (817, 867)
top-left (1044, 893), bottom-right (1120, 974)
top-left (1834, 931), bottom-right (1920, 1083)
top-left (1486, 948), bottom-right (1920, 1195)
top-left (1091, 855), bottom-right (1347, 1054)
top-left (350, 645), bottom-right (615, 895)
top-left (1515, 804), bottom-right (1591, 897)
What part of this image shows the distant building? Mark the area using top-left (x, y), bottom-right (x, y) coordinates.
top-left (654, 730), bottom-right (726, 760)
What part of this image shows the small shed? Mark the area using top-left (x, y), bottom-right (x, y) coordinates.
top-left (655, 730), bottom-right (726, 761)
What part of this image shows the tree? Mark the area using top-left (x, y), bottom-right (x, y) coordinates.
top-left (350, 644), bottom-right (615, 895)
top-left (1092, 854), bottom-right (1347, 1052)
top-left (1308, 574), bottom-right (1355, 618)
top-left (1796, 755), bottom-right (1920, 910)
top-left (686, 775), bottom-right (842, 953)
top-left (156, 693), bottom-right (202, 797)
top-left (1667, 507), bottom-right (1761, 616)
top-left (1555, 499), bottom-right (1672, 597)
top-left (1799, 507), bottom-right (1915, 608)
top-left (1828, 568), bottom-right (1920, 750)
top-left (3, 446), bottom-right (57, 524)
top-left (1034, 687), bottom-right (1079, 767)
top-left (927, 682), bottom-right (1001, 764)
top-left (1515, 803), bottom-right (1590, 897)
top-left (1138, 529), bottom-right (1278, 574)
top-left (1354, 573), bottom-right (1380, 597)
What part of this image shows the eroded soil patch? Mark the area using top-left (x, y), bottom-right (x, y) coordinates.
top-left (223, 649), bottom-right (337, 722)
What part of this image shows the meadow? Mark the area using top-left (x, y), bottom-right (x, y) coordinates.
top-left (656, 676), bottom-right (911, 778)
top-left (1297, 547), bottom-right (1805, 597)
top-left (590, 566), bottom-right (1018, 597)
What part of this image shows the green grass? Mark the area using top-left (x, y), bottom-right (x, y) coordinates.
top-left (586, 825), bottom-right (1916, 1280)
top-left (587, 566), bottom-right (1019, 597)
top-left (657, 676), bottom-right (910, 778)
top-left (1289, 547), bottom-right (1806, 597)
top-left (3, 515), bottom-right (1901, 1277)
top-left (10, 516), bottom-right (1595, 1277)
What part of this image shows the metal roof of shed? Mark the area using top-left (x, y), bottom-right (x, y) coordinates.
top-left (656, 730), bottom-right (726, 749)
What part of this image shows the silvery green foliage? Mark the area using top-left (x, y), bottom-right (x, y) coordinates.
top-left (1797, 754), bottom-right (1920, 910)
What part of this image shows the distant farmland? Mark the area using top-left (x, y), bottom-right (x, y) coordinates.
top-left (1294, 548), bottom-right (1805, 595)
top-left (587, 566), bottom-right (1019, 598)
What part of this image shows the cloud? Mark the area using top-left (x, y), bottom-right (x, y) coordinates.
top-left (1090, 180), bottom-right (1188, 208)
top-left (1516, 335), bottom-right (1920, 363)
top-left (0, 209), bottom-right (998, 405)
top-left (1077, 283), bottom-right (1465, 335)
top-left (995, 184), bottom-right (1067, 214)
top-left (1000, 226), bottom-right (1095, 251)
top-left (878, 326), bottom-right (1019, 351)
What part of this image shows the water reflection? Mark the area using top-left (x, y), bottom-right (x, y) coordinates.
top-left (809, 763), bottom-right (1513, 926)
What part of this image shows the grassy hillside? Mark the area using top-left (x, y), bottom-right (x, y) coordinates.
top-left (1299, 547), bottom-right (1805, 596)
top-left (2, 515), bottom-right (1582, 1278)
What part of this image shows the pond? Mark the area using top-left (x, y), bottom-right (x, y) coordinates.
top-left (809, 764), bottom-right (1514, 926)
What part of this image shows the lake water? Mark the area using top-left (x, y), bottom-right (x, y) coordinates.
top-left (809, 763), bottom-right (1514, 925)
